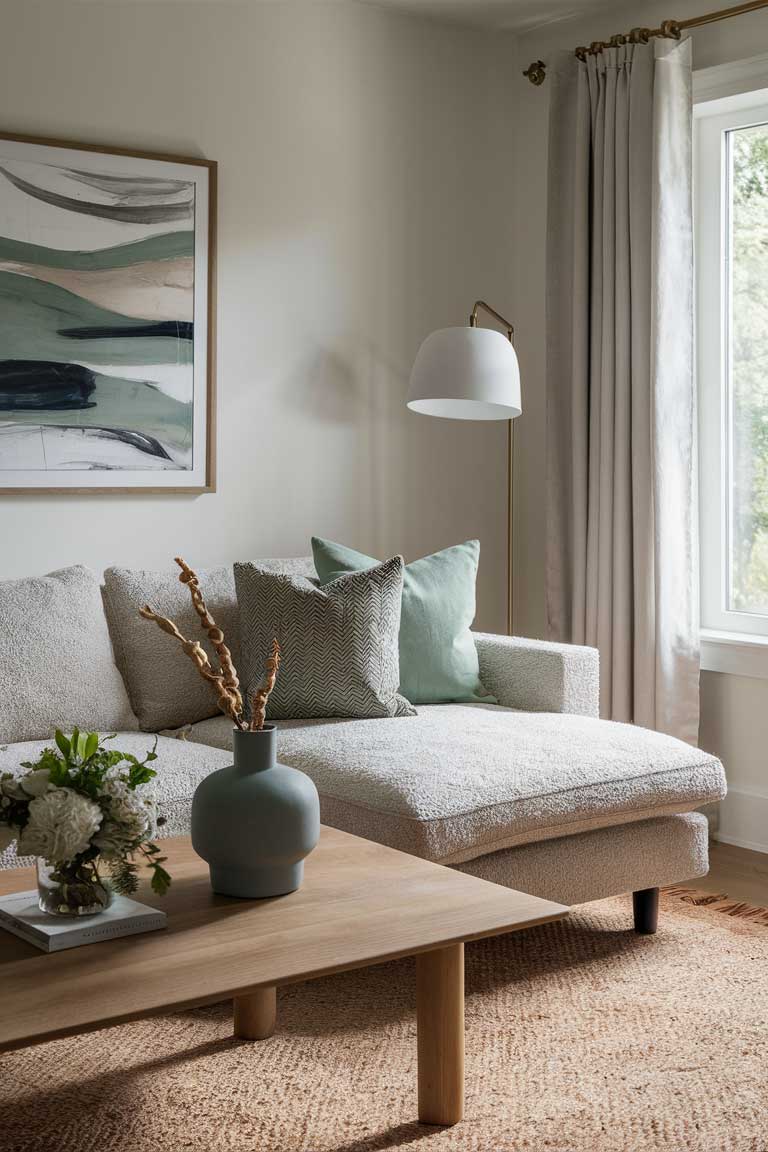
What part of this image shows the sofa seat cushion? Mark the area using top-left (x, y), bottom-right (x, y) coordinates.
top-left (186, 705), bottom-right (727, 865)
top-left (0, 734), bottom-right (231, 870)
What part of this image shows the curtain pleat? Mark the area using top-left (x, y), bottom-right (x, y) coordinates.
top-left (545, 38), bottom-right (698, 743)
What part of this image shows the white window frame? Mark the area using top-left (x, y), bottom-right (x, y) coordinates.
top-left (695, 58), bottom-right (768, 677)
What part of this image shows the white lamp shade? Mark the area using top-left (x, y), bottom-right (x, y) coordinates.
top-left (407, 326), bottom-right (522, 421)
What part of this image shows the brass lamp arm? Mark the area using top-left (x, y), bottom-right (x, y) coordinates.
top-left (466, 300), bottom-right (516, 635)
top-left (469, 300), bottom-right (514, 342)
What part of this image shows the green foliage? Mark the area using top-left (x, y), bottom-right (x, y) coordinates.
top-left (729, 125), bottom-right (768, 613)
top-left (141, 842), bottom-right (172, 896)
top-left (8, 730), bottom-right (171, 896)
top-left (106, 856), bottom-right (140, 896)
top-left (107, 843), bottom-right (171, 896)
top-left (0, 773), bottom-right (32, 833)
top-left (21, 731), bottom-right (159, 797)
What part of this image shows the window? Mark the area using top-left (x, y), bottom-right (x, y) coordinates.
top-left (696, 89), bottom-right (768, 640)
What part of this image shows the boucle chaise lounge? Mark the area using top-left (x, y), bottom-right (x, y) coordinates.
top-left (0, 560), bottom-right (727, 934)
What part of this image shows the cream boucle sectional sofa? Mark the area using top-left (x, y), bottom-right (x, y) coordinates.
top-left (0, 560), bottom-right (727, 932)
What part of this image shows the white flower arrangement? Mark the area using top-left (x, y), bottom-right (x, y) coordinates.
top-left (0, 729), bottom-right (171, 912)
top-left (17, 789), bottom-right (103, 861)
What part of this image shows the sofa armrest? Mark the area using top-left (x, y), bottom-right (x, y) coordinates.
top-left (473, 632), bottom-right (600, 717)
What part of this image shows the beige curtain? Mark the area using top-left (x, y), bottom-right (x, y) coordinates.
top-left (545, 38), bottom-right (699, 744)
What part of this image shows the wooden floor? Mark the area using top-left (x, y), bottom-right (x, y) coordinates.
top-left (694, 841), bottom-right (768, 905)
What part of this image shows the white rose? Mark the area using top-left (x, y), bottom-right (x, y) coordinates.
top-left (20, 769), bottom-right (52, 798)
top-left (90, 821), bottom-right (125, 858)
top-left (0, 824), bottom-right (16, 853)
top-left (105, 774), bottom-right (155, 827)
top-left (93, 780), bottom-right (155, 853)
top-left (18, 788), bottom-right (103, 863)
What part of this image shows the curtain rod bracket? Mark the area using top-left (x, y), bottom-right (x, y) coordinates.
top-left (522, 60), bottom-right (546, 85)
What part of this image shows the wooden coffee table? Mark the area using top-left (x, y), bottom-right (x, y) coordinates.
top-left (0, 828), bottom-right (566, 1126)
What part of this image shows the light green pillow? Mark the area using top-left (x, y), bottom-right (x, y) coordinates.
top-left (311, 537), bottom-right (496, 706)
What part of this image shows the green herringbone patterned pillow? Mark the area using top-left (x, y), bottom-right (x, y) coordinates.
top-left (234, 557), bottom-right (416, 721)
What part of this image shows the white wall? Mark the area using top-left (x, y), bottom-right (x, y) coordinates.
top-left (0, 0), bottom-right (515, 634)
top-left (700, 672), bottom-right (768, 851)
top-left (513, 0), bottom-right (768, 849)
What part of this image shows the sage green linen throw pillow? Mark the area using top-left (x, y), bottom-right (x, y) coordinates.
top-left (311, 537), bottom-right (495, 706)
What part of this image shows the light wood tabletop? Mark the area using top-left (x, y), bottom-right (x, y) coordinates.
top-left (0, 827), bottom-right (567, 1125)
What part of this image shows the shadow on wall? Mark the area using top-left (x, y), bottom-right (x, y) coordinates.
top-left (285, 340), bottom-right (410, 555)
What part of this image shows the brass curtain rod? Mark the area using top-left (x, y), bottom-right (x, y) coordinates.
top-left (523, 0), bottom-right (768, 85)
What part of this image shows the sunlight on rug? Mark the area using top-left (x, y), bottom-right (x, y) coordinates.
top-left (1, 890), bottom-right (766, 1152)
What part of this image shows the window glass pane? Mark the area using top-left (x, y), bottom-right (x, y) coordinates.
top-left (727, 122), bottom-right (768, 615)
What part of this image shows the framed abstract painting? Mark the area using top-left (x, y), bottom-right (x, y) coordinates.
top-left (0, 132), bottom-right (216, 492)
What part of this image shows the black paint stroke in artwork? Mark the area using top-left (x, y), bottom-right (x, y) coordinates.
top-left (0, 360), bottom-right (96, 410)
top-left (52, 426), bottom-right (174, 461)
top-left (0, 165), bottom-right (192, 224)
top-left (58, 321), bottom-right (194, 341)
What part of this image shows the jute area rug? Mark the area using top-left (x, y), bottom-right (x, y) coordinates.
top-left (1, 889), bottom-right (766, 1152)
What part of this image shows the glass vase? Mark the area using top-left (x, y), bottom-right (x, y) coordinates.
top-left (36, 857), bottom-right (113, 917)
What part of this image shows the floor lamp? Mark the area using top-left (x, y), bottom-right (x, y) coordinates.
top-left (406, 301), bottom-right (522, 635)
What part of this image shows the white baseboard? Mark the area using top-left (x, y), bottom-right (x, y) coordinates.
top-left (713, 787), bottom-right (768, 854)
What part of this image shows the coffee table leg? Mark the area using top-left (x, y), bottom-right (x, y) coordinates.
top-left (416, 943), bottom-right (464, 1125)
top-left (234, 986), bottom-right (277, 1040)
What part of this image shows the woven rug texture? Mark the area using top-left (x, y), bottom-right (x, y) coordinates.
top-left (1, 890), bottom-right (766, 1152)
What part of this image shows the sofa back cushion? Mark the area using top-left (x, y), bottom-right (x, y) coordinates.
top-left (312, 537), bottom-right (495, 705)
top-left (0, 566), bottom-right (138, 744)
top-left (103, 558), bottom-right (314, 731)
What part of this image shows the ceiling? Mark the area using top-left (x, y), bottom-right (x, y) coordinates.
top-left (95, 0), bottom-right (614, 35)
top-left (359, 0), bottom-right (613, 32)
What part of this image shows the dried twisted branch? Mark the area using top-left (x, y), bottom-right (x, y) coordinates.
top-left (250, 637), bottom-right (281, 732)
top-left (139, 558), bottom-right (282, 736)
top-left (139, 556), bottom-right (247, 730)
top-left (174, 557), bottom-right (243, 714)
top-left (138, 604), bottom-right (247, 730)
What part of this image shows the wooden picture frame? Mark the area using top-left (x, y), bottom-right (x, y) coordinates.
top-left (0, 131), bottom-right (216, 493)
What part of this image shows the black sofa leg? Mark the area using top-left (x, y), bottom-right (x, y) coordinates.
top-left (633, 887), bottom-right (659, 935)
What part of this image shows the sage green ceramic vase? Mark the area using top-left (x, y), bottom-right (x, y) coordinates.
top-left (191, 725), bottom-right (320, 898)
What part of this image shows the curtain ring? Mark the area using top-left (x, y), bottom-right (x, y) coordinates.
top-left (628, 27), bottom-right (651, 44)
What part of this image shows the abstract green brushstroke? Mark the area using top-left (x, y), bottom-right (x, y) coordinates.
top-left (7, 371), bottom-right (192, 454)
top-left (0, 271), bottom-right (192, 367)
top-left (0, 231), bottom-right (193, 271)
